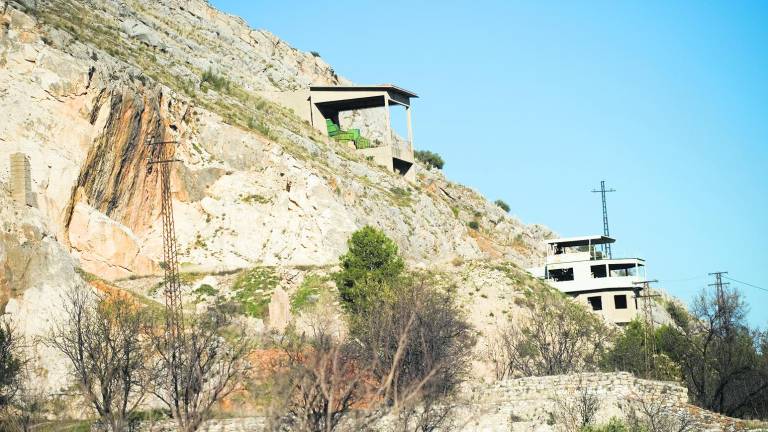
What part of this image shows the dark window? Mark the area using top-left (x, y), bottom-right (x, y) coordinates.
top-left (591, 265), bottom-right (607, 278)
top-left (587, 296), bottom-right (603, 311)
top-left (614, 295), bottom-right (628, 309)
top-left (548, 267), bottom-right (574, 282)
top-left (609, 263), bottom-right (638, 277)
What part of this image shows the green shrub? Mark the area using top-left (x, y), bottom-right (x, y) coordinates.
top-left (580, 418), bottom-right (629, 432)
top-left (414, 150), bottom-right (445, 169)
top-left (241, 194), bottom-right (271, 205)
top-left (291, 275), bottom-right (328, 313)
top-left (389, 187), bottom-right (413, 207)
top-left (232, 267), bottom-right (279, 318)
top-left (193, 284), bottom-right (218, 297)
top-left (600, 319), bottom-right (681, 381)
top-left (310, 51), bottom-right (321, 57)
top-left (333, 227), bottom-right (404, 313)
top-left (201, 68), bottom-right (230, 92)
top-left (467, 221), bottom-right (479, 230)
top-left (494, 199), bottom-right (510, 212)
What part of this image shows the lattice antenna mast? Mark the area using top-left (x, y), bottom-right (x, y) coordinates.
top-left (634, 280), bottom-right (660, 378)
top-left (147, 140), bottom-right (184, 345)
top-left (591, 180), bottom-right (616, 258)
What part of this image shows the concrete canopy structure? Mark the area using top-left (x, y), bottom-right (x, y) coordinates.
top-left (259, 84), bottom-right (418, 181)
top-left (543, 235), bottom-right (647, 325)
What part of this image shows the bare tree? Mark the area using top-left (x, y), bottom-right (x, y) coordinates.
top-left (148, 305), bottom-right (250, 432)
top-left (552, 380), bottom-right (600, 431)
top-left (270, 337), bottom-right (363, 432)
top-left (47, 287), bottom-right (149, 432)
top-left (3, 374), bottom-right (48, 432)
top-left (272, 276), bottom-right (474, 432)
top-left (627, 395), bottom-right (696, 432)
top-left (0, 320), bottom-right (26, 432)
top-left (494, 289), bottom-right (613, 377)
top-left (485, 334), bottom-right (512, 381)
top-left (359, 277), bottom-right (474, 406)
top-left (0, 319), bottom-right (22, 408)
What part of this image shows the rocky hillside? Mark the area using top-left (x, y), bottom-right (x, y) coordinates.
top-left (0, 0), bottom-right (552, 399)
top-left (3, 2), bottom-right (768, 431)
top-left (0, 0), bottom-right (551, 284)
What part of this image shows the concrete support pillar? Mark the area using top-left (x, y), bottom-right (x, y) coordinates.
top-left (384, 96), bottom-right (392, 147)
top-left (406, 105), bottom-right (414, 152)
top-left (9, 153), bottom-right (34, 207)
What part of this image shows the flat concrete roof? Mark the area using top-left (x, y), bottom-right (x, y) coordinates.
top-left (310, 84), bottom-right (418, 99)
top-left (545, 235), bottom-right (616, 246)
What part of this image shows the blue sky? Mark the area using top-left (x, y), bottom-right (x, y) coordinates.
top-left (211, 1), bottom-right (768, 326)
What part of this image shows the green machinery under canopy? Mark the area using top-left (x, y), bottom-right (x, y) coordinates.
top-left (326, 119), bottom-right (371, 149)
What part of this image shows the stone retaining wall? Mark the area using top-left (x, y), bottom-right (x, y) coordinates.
top-left (134, 373), bottom-right (756, 431)
top-left (491, 371), bottom-right (688, 406)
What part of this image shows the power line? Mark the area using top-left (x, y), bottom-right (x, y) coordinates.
top-left (723, 275), bottom-right (768, 294)
top-left (656, 275), bottom-right (708, 283)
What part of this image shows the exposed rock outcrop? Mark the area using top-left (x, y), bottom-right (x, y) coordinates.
top-left (0, 190), bottom-right (84, 393)
top-left (1, 0), bottom-right (551, 281)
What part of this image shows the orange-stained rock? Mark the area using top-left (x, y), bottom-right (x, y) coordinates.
top-left (68, 202), bottom-right (159, 280)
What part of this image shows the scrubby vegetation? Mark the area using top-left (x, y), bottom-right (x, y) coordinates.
top-left (600, 285), bottom-right (768, 419)
top-left (290, 274), bottom-right (328, 313)
top-left (489, 288), bottom-right (614, 379)
top-left (232, 267), bottom-right (279, 318)
top-left (655, 286), bottom-right (768, 418)
top-left (271, 227), bottom-right (475, 431)
top-left (414, 150), bottom-right (445, 169)
top-left (200, 69), bottom-right (231, 92)
top-left (495, 199), bottom-right (511, 212)
top-left (601, 319), bottom-right (681, 381)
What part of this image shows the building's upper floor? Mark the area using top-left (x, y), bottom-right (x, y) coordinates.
top-left (545, 235), bottom-right (613, 264)
top-left (544, 235), bottom-right (646, 294)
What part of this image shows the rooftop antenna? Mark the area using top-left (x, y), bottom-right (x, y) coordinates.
top-left (591, 180), bottom-right (616, 258)
top-left (147, 139), bottom-right (184, 376)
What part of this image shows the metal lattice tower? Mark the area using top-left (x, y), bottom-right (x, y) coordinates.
top-left (591, 180), bottom-right (616, 258)
top-left (147, 140), bottom-right (184, 348)
top-left (634, 280), bottom-right (660, 378)
top-left (708, 271), bottom-right (730, 328)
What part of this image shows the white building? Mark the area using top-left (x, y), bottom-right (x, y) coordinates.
top-left (543, 235), bottom-right (646, 325)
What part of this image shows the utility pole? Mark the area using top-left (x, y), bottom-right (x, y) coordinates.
top-left (634, 280), bottom-right (660, 378)
top-left (708, 271), bottom-right (730, 328)
top-left (591, 180), bottom-right (616, 258)
top-left (147, 140), bottom-right (184, 376)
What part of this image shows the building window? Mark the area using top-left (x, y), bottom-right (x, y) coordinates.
top-left (614, 295), bottom-right (628, 309)
top-left (591, 265), bottom-right (607, 278)
top-left (548, 267), bottom-right (574, 282)
top-left (587, 296), bottom-right (603, 311)
top-left (609, 263), bottom-right (638, 277)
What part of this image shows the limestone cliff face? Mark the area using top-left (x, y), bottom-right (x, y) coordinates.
top-left (0, 192), bottom-right (81, 393)
top-left (0, 0), bottom-right (552, 284)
